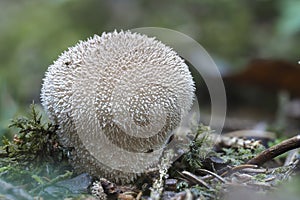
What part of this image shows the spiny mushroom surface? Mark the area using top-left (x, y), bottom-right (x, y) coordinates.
top-left (41, 30), bottom-right (195, 183)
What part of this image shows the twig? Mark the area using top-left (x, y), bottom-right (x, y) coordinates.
top-left (29, 171), bottom-right (73, 194)
top-left (247, 135), bottom-right (300, 166)
top-left (284, 159), bottom-right (299, 177)
top-left (284, 149), bottom-right (299, 166)
top-left (196, 168), bottom-right (227, 183)
top-left (136, 191), bottom-right (143, 200)
top-left (240, 168), bottom-right (268, 173)
top-left (220, 164), bottom-right (258, 177)
top-left (180, 171), bottom-right (210, 189)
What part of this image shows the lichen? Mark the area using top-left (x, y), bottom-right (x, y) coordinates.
top-left (150, 149), bottom-right (174, 200)
top-left (219, 145), bottom-right (265, 166)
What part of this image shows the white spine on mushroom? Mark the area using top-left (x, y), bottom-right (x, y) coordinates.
top-left (41, 30), bottom-right (195, 183)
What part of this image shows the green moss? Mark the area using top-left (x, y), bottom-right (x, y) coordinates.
top-left (181, 125), bottom-right (214, 172)
top-left (254, 174), bottom-right (267, 182)
top-left (176, 181), bottom-right (189, 191)
top-left (190, 185), bottom-right (218, 199)
top-left (219, 145), bottom-right (265, 166)
top-left (3, 103), bottom-right (63, 163)
top-left (0, 104), bottom-right (72, 195)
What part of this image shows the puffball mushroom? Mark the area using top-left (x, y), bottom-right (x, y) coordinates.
top-left (41, 30), bottom-right (195, 183)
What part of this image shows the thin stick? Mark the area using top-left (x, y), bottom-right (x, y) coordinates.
top-left (220, 164), bottom-right (258, 177)
top-left (196, 168), bottom-right (227, 183)
top-left (180, 171), bottom-right (210, 189)
top-left (284, 149), bottom-right (299, 166)
top-left (247, 135), bottom-right (300, 166)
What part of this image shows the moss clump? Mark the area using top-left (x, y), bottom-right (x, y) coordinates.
top-left (181, 125), bottom-right (214, 172)
top-left (0, 104), bottom-right (72, 195)
top-left (2, 104), bottom-right (64, 163)
top-left (219, 145), bottom-right (265, 166)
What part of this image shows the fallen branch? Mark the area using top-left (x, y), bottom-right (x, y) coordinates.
top-left (247, 135), bottom-right (300, 166)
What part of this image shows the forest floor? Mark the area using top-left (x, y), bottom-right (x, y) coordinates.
top-left (0, 105), bottom-right (299, 200)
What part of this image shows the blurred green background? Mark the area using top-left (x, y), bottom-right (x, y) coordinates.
top-left (0, 0), bottom-right (300, 137)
